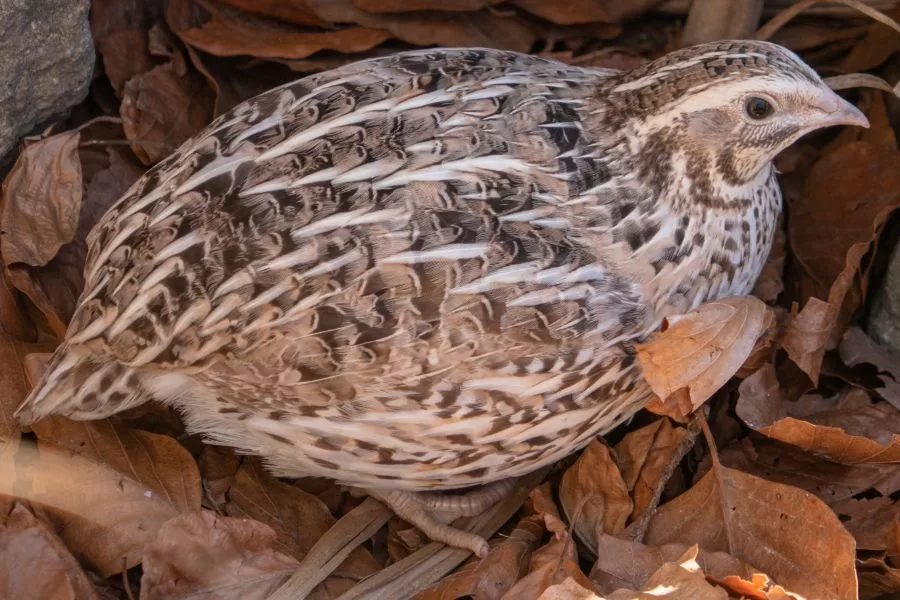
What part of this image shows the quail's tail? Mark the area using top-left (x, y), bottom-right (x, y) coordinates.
top-left (17, 344), bottom-right (148, 424)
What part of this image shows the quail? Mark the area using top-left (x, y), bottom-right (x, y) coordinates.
top-left (18, 40), bottom-right (868, 556)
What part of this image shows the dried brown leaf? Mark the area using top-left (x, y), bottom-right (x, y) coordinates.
top-left (141, 510), bottom-right (299, 600)
top-left (644, 462), bottom-right (857, 599)
top-left (736, 365), bottom-right (787, 431)
top-left (738, 372), bottom-right (900, 463)
top-left (736, 307), bottom-right (780, 379)
top-left (30, 417), bottom-right (201, 512)
top-left (709, 435), bottom-right (900, 506)
top-left (0, 330), bottom-right (52, 440)
top-left (308, 0), bottom-right (543, 51)
top-left (355, 0), bottom-right (505, 11)
top-left (0, 503), bottom-right (100, 600)
top-left (831, 496), bottom-right (899, 551)
top-left (590, 536), bottom-right (754, 595)
top-left (614, 419), bottom-right (689, 521)
top-left (559, 440), bottom-right (632, 554)
top-left (0, 437), bottom-right (191, 576)
top-left (790, 141), bottom-right (900, 336)
top-left (512, 0), bottom-right (614, 24)
top-left (91, 0), bottom-right (163, 93)
top-left (199, 445), bottom-right (239, 508)
top-left (605, 547), bottom-right (729, 600)
top-left (644, 387), bottom-right (695, 422)
top-left (782, 298), bottom-right (832, 384)
top-left (858, 554), bottom-right (900, 600)
top-left (225, 460), bottom-right (379, 596)
top-left (840, 326), bottom-right (900, 410)
top-left (501, 535), bottom-right (594, 600)
top-left (0, 131), bottom-right (82, 267)
top-left (122, 61), bottom-right (214, 165)
top-left (637, 296), bottom-right (773, 410)
top-left (2, 120), bottom-right (144, 334)
top-left (211, 0), bottom-right (327, 26)
top-left (840, 4), bottom-right (900, 71)
top-left (0, 266), bottom-right (34, 341)
top-left (537, 577), bottom-right (601, 600)
top-left (178, 12), bottom-right (390, 59)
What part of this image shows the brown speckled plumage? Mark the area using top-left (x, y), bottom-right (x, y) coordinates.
top-left (19, 40), bottom-right (867, 554)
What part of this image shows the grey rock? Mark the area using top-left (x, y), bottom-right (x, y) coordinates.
top-left (0, 0), bottom-right (94, 162)
top-left (869, 237), bottom-right (900, 355)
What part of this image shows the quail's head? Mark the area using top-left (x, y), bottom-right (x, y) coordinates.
top-left (613, 40), bottom-right (869, 187)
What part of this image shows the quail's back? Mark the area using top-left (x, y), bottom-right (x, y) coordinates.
top-left (21, 42), bottom-right (865, 493)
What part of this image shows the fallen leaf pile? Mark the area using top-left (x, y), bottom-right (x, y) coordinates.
top-left (2, 1), bottom-right (900, 598)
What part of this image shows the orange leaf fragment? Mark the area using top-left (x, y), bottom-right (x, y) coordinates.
top-left (637, 296), bottom-right (773, 411)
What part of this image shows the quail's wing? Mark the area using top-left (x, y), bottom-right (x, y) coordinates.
top-left (65, 49), bottom-right (647, 380)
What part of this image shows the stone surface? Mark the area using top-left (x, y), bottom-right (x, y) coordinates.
top-left (0, 0), bottom-right (94, 162)
top-left (869, 237), bottom-right (900, 355)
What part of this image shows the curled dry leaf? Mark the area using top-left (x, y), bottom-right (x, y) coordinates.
top-left (782, 297), bottom-right (832, 385)
top-left (502, 536), bottom-right (595, 600)
top-left (840, 326), bottom-right (900, 410)
top-left (141, 510), bottom-right (299, 600)
top-left (637, 296), bottom-right (773, 412)
top-left (177, 11), bottom-right (390, 59)
top-left (738, 367), bottom-right (900, 463)
top-left (512, 0), bottom-right (614, 24)
top-left (506, 485), bottom-right (594, 599)
top-left (122, 61), bottom-right (214, 165)
top-left (590, 535), bottom-right (755, 595)
top-left (559, 439), bottom-right (632, 555)
top-left (0, 437), bottom-right (193, 576)
top-left (831, 496), bottom-right (899, 551)
top-left (840, 3), bottom-right (900, 72)
top-left (858, 554), bottom-right (900, 600)
top-left (199, 445), bottom-right (240, 508)
top-left (605, 546), bottom-right (729, 600)
top-left (307, 0), bottom-right (544, 52)
top-left (0, 329), bottom-right (53, 440)
top-left (2, 119), bottom-right (145, 334)
top-left (0, 267), bottom-right (33, 341)
top-left (225, 460), bottom-right (379, 595)
top-left (29, 417), bottom-right (202, 513)
top-left (710, 435), bottom-right (900, 507)
top-left (0, 503), bottom-right (100, 600)
top-left (644, 461), bottom-right (857, 600)
top-left (790, 141), bottom-right (900, 336)
top-left (0, 131), bottom-right (82, 267)
top-left (355, 0), bottom-right (506, 12)
top-left (614, 419), bottom-right (689, 521)
top-left (213, 0), bottom-right (328, 26)
top-left (91, 0), bottom-right (163, 93)
top-left (536, 577), bottom-right (601, 600)
top-left (412, 514), bottom-right (544, 600)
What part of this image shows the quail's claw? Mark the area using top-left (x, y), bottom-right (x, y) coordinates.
top-left (367, 488), bottom-right (491, 558)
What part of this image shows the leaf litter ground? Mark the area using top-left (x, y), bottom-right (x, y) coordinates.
top-left (2, 1), bottom-right (900, 598)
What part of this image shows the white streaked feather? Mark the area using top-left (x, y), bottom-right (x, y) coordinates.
top-left (380, 243), bottom-right (489, 265)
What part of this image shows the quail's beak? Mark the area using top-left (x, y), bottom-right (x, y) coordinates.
top-left (816, 91), bottom-right (869, 129)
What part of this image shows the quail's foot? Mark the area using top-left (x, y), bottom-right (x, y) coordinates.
top-left (365, 480), bottom-right (517, 557)
top-left (413, 479), bottom-right (515, 516)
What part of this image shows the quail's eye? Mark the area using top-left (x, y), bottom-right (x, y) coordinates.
top-left (744, 96), bottom-right (774, 120)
